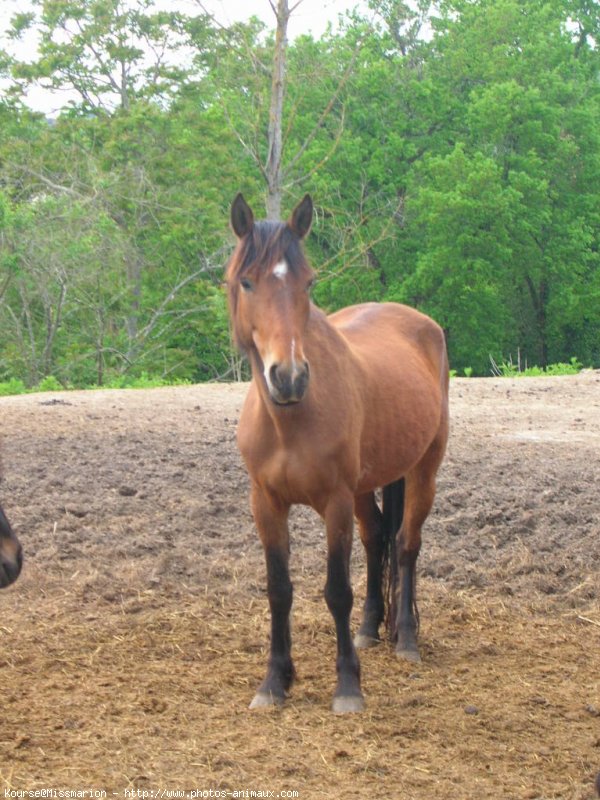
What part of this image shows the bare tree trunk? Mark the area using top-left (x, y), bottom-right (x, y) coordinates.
top-left (42, 280), bottom-right (67, 377)
top-left (120, 57), bottom-right (130, 111)
top-left (265, 0), bottom-right (292, 220)
top-left (213, 0), bottom-right (357, 222)
top-left (525, 274), bottom-right (549, 368)
top-left (125, 251), bottom-right (142, 355)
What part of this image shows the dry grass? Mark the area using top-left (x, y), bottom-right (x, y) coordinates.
top-left (1, 376), bottom-right (600, 798)
top-left (2, 562), bottom-right (599, 799)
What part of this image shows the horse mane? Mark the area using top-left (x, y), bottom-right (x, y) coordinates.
top-left (226, 220), bottom-right (309, 351)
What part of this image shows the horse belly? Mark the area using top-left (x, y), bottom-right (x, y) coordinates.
top-left (357, 419), bottom-right (437, 494)
top-left (356, 372), bottom-right (444, 493)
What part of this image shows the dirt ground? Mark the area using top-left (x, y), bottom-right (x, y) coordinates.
top-left (0, 374), bottom-right (599, 799)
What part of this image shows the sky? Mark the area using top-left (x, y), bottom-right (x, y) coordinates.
top-left (0, 0), bottom-right (370, 114)
top-left (199, 0), bottom-right (367, 37)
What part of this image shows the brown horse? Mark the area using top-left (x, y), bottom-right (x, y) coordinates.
top-left (0, 503), bottom-right (22, 588)
top-left (226, 194), bottom-right (449, 713)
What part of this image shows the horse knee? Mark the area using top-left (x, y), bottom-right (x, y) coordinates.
top-left (324, 556), bottom-right (353, 617)
top-left (269, 581), bottom-right (293, 619)
top-left (325, 581), bottom-right (353, 618)
top-left (396, 528), bottom-right (421, 563)
top-left (265, 548), bottom-right (293, 613)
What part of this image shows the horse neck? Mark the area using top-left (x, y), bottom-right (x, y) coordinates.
top-left (305, 304), bottom-right (353, 368)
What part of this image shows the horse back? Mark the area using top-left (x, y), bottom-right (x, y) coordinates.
top-left (329, 302), bottom-right (447, 380)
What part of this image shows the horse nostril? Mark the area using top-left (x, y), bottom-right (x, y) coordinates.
top-left (269, 363), bottom-right (283, 391)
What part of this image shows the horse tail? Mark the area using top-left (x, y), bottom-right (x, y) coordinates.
top-left (382, 478), bottom-right (405, 643)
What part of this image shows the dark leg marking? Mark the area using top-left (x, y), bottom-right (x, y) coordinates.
top-left (325, 549), bottom-right (364, 713)
top-left (250, 547), bottom-right (295, 708)
top-left (395, 537), bottom-right (421, 662)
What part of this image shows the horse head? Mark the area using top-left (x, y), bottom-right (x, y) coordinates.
top-left (0, 504), bottom-right (23, 588)
top-left (226, 194), bottom-right (315, 405)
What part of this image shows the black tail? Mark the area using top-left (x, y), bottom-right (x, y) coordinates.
top-left (382, 478), bottom-right (405, 642)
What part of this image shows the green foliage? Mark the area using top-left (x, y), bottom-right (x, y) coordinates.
top-left (36, 375), bottom-right (64, 392)
top-left (9, 0), bottom-right (191, 112)
top-left (0, 375), bottom-right (63, 395)
top-left (490, 355), bottom-right (584, 377)
top-left (0, 372), bottom-right (194, 396)
top-left (544, 359), bottom-right (584, 376)
top-left (0, 378), bottom-right (27, 396)
top-left (0, 0), bottom-right (598, 387)
top-left (390, 145), bottom-right (518, 372)
top-left (88, 372), bottom-right (191, 389)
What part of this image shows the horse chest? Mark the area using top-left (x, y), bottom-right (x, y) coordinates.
top-left (239, 422), bottom-right (348, 507)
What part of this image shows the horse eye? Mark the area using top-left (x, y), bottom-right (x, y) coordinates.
top-left (240, 278), bottom-right (254, 292)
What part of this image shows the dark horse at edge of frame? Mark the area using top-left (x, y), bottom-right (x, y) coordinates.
top-left (0, 501), bottom-right (23, 588)
top-left (225, 194), bottom-right (449, 713)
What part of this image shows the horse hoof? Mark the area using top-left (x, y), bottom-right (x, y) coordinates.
top-left (354, 633), bottom-right (380, 649)
top-left (395, 647), bottom-right (421, 663)
top-left (332, 694), bottom-right (365, 714)
top-left (249, 692), bottom-right (284, 710)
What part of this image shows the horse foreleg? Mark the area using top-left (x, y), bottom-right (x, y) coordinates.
top-left (249, 487), bottom-right (294, 709)
top-left (324, 492), bottom-right (364, 713)
top-left (354, 492), bottom-right (385, 648)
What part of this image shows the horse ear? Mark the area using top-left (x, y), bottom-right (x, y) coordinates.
top-left (289, 194), bottom-right (313, 240)
top-left (231, 193), bottom-right (254, 238)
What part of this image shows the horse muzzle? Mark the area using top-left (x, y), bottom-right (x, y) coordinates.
top-left (0, 539), bottom-right (23, 588)
top-left (267, 360), bottom-right (310, 405)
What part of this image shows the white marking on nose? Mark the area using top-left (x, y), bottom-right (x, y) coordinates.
top-left (273, 260), bottom-right (288, 280)
top-left (263, 352), bottom-right (275, 394)
top-left (290, 338), bottom-right (306, 382)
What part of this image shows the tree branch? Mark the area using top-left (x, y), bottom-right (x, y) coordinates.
top-left (133, 261), bottom-right (223, 348)
top-left (285, 105), bottom-right (346, 189)
top-left (283, 36), bottom-right (364, 177)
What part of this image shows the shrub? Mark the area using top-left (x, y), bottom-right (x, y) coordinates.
top-left (0, 378), bottom-right (27, 396)
top-left (490, 355), bottom-right (583, 377)
top-left (36, 375), bottom-right (65, 392)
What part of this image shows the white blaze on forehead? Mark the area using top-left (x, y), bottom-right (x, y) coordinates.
top-left (272, 260), bottom-right (289, 280)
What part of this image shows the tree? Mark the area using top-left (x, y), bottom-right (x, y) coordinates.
top-left (194, 0), bottom-right (363, 220)
top-left (392, 0), bottom-right (600, 369)
top-left (9, 0), bottom-right (194, 113)
top-left (394, 146), bottom-right (518, 372)
top-left (1, 0), bottom-right (598, 386)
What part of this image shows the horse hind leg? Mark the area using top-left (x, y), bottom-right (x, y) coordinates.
top-left (353, 492), bottom-right (386, 649)
top-left (393, 436), bottom-right (445, 662)
top-left (354, 482), bottom-right (404, 649)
